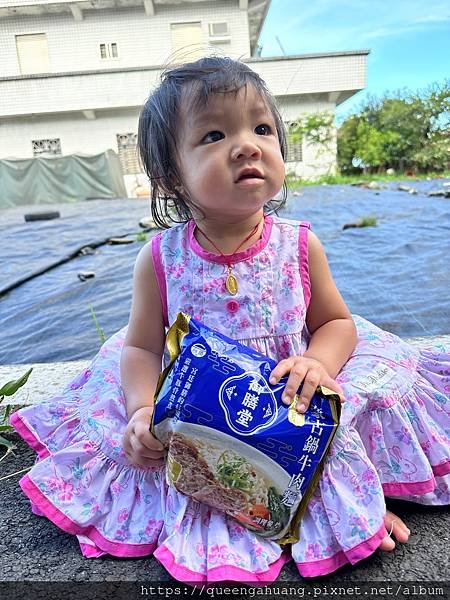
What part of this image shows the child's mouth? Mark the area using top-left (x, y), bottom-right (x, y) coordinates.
top-left (236, 169), bottom-right (265, 184)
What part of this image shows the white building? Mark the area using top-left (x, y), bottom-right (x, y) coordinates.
top-left (0, 0), bottom-right (367, 194)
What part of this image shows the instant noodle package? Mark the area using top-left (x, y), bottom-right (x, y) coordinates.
top-left (152, 313), bottom-right (341, 543)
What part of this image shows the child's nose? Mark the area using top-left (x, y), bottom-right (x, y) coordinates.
top-left (231, 138), bottom-right (262, 161)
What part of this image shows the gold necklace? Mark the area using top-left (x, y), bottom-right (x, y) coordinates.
top-left (195, 218), bottom-right (263, 296)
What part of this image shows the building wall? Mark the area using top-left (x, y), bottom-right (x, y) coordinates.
top-left (277, 95), bottom-right (337, 179)
top-left (0, 1), bottom-right (250, 77)
top-left (0, 53), bottom-right (366, 118)
top-left (0, 93), bottom-right (337, 185)
top-left (1, 109), bottom-right (140, 158)
top-left (0, 3), bottom-right (366, 184)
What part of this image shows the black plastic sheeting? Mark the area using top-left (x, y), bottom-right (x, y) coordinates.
top-left (1, 180), bottom-right (449, 365)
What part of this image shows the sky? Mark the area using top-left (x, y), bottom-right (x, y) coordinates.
top-left (258, 0), bottom-right (450, 121)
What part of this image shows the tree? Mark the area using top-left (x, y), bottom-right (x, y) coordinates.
top-left (337, 115), bottom-right (360, 172)
top-left (338, 81), bottom-right (450, 173)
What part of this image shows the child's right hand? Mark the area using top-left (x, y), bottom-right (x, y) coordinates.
top-left (123, 406), bottom-right (166, 468)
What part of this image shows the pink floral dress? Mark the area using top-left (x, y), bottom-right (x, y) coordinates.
top-left (11, 215), bottom-right (450, 583)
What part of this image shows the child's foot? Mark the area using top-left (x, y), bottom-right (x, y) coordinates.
top-left (379, 510), bottom-right (411, 551)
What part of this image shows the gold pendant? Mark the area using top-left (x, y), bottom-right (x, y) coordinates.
top-left (226, 268), bottom-right (238, 295)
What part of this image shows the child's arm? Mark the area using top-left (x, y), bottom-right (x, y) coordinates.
top-left (120, 242), bottom-right (166, 467)
top-left (270, 230), bottom-right (357, 412)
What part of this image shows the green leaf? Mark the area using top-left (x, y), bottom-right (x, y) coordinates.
top-left (0, 368), bottom-right (33, 398)
top-left (0, 405), bottom-right (13, 425)
top-left (0, 435), bottom-right (16, 450)
top-left (0, 424), bottom-right (14, 434)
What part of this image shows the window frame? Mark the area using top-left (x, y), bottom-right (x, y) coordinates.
top-left (99, 42), bottom-right (119, 60)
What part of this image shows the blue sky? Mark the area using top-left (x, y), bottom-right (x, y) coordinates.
top-left (258, 0), bottom-right (450, 121)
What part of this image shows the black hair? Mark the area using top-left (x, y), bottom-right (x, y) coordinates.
top-left (138, 56), bottom-right (288, 229)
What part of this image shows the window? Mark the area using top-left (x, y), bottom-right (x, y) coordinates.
top-left (286, 124), bottom-right (303, 162)
top-left (208, 22), bottom-right (230, 43)
top-left (32, 138), bottom-right (61, 156)
top-left (170, 22), bottom-right (204, 59)
top-left (117, 133), bottom-right (140, 174)
top-left (16, 33), bottom-right (50, 75)
top-left (100, 43), bottom-right (118, 60)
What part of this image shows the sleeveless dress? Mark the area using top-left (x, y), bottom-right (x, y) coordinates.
top-left (11, 215), bottom-right (450, 582)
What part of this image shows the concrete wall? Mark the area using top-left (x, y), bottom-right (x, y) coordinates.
top-left (0, 1), bottom-right (249, 77)
top-left (1, 108), bottom-right (140, 158)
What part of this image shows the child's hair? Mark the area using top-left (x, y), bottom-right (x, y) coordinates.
top-left (138, 56), bottom-right (288, 228)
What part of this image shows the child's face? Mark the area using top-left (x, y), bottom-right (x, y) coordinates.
top-left (176, 84), bottom-right (285, 221)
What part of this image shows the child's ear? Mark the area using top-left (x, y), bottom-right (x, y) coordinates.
top-left (170, 175), bottom-right (186, 197)
top-left (157, 171), bottom-right (183, 198)
top-left (164, 168), bottom-right (181, 194)
top-left (174, 184), bottom-right (185, 196)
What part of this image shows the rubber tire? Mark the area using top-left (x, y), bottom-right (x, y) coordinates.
top-left (24, 211), bottom-right (61, 222)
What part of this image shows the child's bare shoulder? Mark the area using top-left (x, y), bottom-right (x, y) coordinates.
top-left (134, 239), bottom-right (156, 279)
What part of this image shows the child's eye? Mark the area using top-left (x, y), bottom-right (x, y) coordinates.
top-left (255, 124), bottom-right (272, 136)
top-left (202, 131), bottom-right (224, 143)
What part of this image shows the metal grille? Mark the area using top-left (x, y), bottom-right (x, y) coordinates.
top-left (117, 133), bottom-right (140, 174)
top-left (32, 138), bottom-right (61, 156)
top-left (100, 42), bottom-right (118, 59)
top-left (209, 22), bottom-right (229, 36)
top-left (286, 132), bottom-right (303, 162)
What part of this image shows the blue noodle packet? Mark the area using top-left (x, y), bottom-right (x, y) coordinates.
top-left (152, 313), bottom-right (341, 543)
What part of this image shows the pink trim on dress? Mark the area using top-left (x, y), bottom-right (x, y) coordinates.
top-left (297, 523), bottom-right (387, 577)
top-left (151, 233), bottom-right (169, 327)
top-left (79, 542), bottom-right (106, 558)
top-left (297, 548), bottom-right (349, 578)
top-left (10, 411), bottom-right (50, 459)
top-left (345, 522), bottom-right (387, 563)
top-left (298, 222), bottom-right (311, 308)
top-left (383, 478), bottom-right (436, 497)
top-left (432, 460), bottom-right (450, 477)
top-left (19, 475), bottom-right (157, 558)
top-left (31, 503), bottom-right (45, 517)
top-left (154, 544), bottom-right (290, 585)
top-left (188, 216), bottom-right (273, 265)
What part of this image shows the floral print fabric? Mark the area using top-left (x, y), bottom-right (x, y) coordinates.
top-left (11, 216), bottom-right (450, 582)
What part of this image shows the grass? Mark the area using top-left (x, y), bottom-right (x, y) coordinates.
top-left (358, 215), bottom-right (378, 227)
top-left (343, 215), bottom-right (378, 230)
top-left (358, 216), bottom-right (378, 227)
top-left (89, 304), bottom-right (106, 345)
top-left (136, 231), bottom-right (148, 243)
top-left (286, 170), bottom-right (450, 189)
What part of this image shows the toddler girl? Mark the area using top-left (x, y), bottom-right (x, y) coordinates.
top-left (11, 56), bottom-right (450, 583)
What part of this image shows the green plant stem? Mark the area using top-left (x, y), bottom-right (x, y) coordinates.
top-left (89, 304), bottom-right (106, 345)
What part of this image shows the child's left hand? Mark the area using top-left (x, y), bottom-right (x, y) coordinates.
top-left (269, 356), bottom-right (344, 413)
